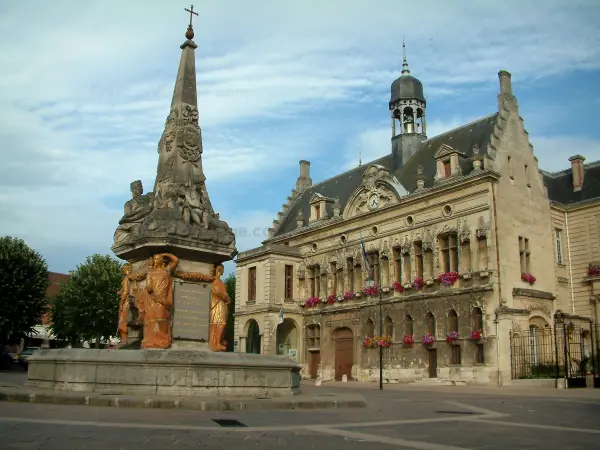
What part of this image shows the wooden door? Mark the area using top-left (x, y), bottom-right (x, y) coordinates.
top-left (333, 327), bottom-right (354, 381)
top-left (428, 349), bottom-right (437, 378)
top-left (309, 351), bottom-right (320, 379)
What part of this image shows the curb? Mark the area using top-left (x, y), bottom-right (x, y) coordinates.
top-left (0, 388), bottom-right (367, 411)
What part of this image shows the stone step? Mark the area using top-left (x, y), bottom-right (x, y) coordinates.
top-left (414, 378), bottom-right (453, 386)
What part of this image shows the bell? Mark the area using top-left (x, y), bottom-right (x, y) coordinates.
top-left (404, 122), bottom-right (414, 133)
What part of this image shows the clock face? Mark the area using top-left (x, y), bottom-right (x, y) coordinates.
top-left (368, 193), bottom-right (380, 209)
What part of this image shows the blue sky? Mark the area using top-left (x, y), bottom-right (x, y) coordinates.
top-left (0, 0), bottom-right (599, 276)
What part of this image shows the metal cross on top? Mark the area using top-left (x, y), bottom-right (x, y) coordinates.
top-left (185, 5), bottom-right (199, 27)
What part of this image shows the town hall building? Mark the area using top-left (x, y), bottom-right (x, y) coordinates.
top-left (233, 45), bottom-right (600, 386)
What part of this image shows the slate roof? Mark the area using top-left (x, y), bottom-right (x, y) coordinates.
top-left (542, 161), bottom-right (600, 205)
top-left (274, 113), bottom-right (499, 238)
top-left (398, 114), bottom-right (498, 191)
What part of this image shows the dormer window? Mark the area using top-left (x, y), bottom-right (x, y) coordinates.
top-left (434, 144), bottom-right (465, 182)
top-left (309, 193), bottom-right (334, 222)
top-left (443, 160), bottom-right (451, 177)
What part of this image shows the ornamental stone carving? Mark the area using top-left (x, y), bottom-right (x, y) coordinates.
top-left (459, 220), bottom-right (472, 243)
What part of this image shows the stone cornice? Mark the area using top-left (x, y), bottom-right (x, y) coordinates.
top-left (236, 243), bottom-right (303, 264)
top-left (512, 288), bottom-right (555, 300)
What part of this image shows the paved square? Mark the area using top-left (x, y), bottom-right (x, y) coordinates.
top-left (2, 371), bottom-right (600, 449)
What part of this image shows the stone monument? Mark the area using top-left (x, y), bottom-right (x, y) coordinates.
top-left (26, 8), bottom-right (301, 397)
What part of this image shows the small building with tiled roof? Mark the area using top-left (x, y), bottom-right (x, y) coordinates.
top-left (234, 46), bottom-right (600, 387)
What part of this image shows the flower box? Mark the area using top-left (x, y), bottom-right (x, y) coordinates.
top-left (362, 285), bottom-right (379, 297)
top-left (363, 335), bottom-right (393, 349)
top-left (391, 281), bottom-right (404, 293)
top-left (421, 333), bottom-right (435, 345)
top-left (521, 273), bottom-right (536, 285)
top-left (382, 287), bottom-right (390, 293)
top-left (412, 277), bottom-right (424, 290)
top-left (438, 271), bottom-right (459, 286)
top-left (354, 292), bottom-right (362, 299)
top-left (343, 291), bottom-right (355, 300)
top-left (336, 296), bottom-right (344, 302)
top-left (470, 330), bottom-right (483, 341)
top-left (478, 271), bottom-right (490, 278)
top-left (403, 283), bottom-right (412, 290)
top-left (305, 297), bottom-right (319, 308)
top-left (446, 331), bottom-right (459, 343)
top-left (425, 279), bottom-right (434, 286)
top-left (588, 266), bottom-right (600, 276)
top-left (327, 294), bottom-right (336, 305)
top-left (402, 335), bottom-right (414, 345)
top-left (461, 273), bottom-right (472, 280)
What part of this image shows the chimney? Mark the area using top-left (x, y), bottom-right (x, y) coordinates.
top-left (295, 160), bottom-right (312, 193)
top-left (299, 160), bottom-right (310, 178)
top-left (569, 155), bottom-right (586, 192)
top-left (498, 70), bottom-right (512, 95)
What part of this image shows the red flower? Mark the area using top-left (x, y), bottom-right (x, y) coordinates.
top-left (402, 335), bottom-right (414, 345)
top-left (521, 273), bottom-right (536, 284)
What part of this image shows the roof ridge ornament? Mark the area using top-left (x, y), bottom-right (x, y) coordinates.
top-left (402, 37), bottom-right (410, 75)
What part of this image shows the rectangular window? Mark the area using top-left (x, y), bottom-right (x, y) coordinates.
top-left (314, 204), bottom-right (320, 219)
top-left (475, 344), bottom-right (485, 364)
top-left (414, 242), bottom-right (424, 278)
top-left (451, 345), bottom-right (461, 365)
top-left (439, 234), bottom-right (459, 272)
top-left (393, 248), bottom-right (402, 283)
top-left (347, 258), bottom-right (354, 292)
top-left (443, 160), bottom-right (451, 177)
top-left (555, 229), bottom-right (563, 265)
top-left (403, 252), bottom-right (412, 282)
top-left (519, 236), bottom-right (530, 273)
top-left (248, 267), bottom-right (257, 302)
top-left (284, 264), bottom-right (293, 299)
top-left (330, 263), bottom-right (337, 294)
top-left (368, 253), bottom-right (380, 284)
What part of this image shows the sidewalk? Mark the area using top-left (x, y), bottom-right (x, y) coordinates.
top-left (308, 379), bottom-right (600, 400)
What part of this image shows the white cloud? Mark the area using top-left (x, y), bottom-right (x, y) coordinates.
top-left (533, 136), bottom-right (600, 172)
top-left (0, 0), bottom-right (598, 272)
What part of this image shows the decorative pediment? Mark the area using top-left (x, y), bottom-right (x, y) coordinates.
top-left (344, 164), bottom-right (407, 219)
top-left (435, 144), bottom-right (457, 160)
top-left (309, 193), bottom-right (325, 205)
top-left (422, 228), bottom-right (434, 251)
top-left (400, 236), bottom-right (411, 254)
top-left (380, 240), bottom-right (390, 258)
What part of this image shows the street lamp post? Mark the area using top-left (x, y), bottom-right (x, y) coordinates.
top-left (365, 273), bottom-right (383, 390)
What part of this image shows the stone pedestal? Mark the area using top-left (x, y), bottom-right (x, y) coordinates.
top-left (26, 349), bottom-right (302, 397)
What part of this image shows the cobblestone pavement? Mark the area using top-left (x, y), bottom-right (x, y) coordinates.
top-left (2, 371), bottom-right (600, 449)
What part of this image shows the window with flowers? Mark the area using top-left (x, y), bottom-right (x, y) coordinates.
top-left (447, 309), bottom-right (458, 333)
top-left (518, 236), bottom-right (530, 274)
top-left (414, 241), bottom-right (424, 278)
top-left (471, 307), bottom-right (483, 331)
top-left (440, 234), bottom-right (459, 272)
top-left (385, 316), bottom-right (394, 337)
top-left (346, 258), bottom-right (354, 290)
top-left (365, 318), bottom-right (375, 337)
top-left (404, 314), bottom-right (414, 336)
top-left (426, 312), bottom-right (436, 336)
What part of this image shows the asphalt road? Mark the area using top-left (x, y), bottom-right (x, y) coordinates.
top-left (2, 369), bottom-right (600, 449)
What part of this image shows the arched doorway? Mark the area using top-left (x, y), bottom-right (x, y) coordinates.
top-left (333, 327), bottom-right (353, 381)
top-left (245, 319), bottom-right (261, 354)
top-left (276, 319), bottom-right (298, 359)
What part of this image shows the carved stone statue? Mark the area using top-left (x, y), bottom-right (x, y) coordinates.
top-left (209, 264), bottom-right (231, 352)
top-left (136, 253), bottom-right (179, 349)
top-left (113, 181), bottom-right (153, 245)
top-left (179, 182), bottom-right (209, 228)
top-left (116, 263), bottom-right (132, 346)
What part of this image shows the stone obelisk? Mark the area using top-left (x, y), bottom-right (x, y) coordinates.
top-left (111, 10), bottom-right (237, 350)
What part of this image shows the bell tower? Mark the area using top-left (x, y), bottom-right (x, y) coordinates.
top-left (390, 40), bottom-right (427, 169)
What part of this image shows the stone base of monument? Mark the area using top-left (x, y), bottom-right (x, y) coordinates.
top-left (25, 349), bottom-right (301, 397)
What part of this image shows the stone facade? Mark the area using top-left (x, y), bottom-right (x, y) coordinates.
top-left (234, 55), bottom-right (600, 386)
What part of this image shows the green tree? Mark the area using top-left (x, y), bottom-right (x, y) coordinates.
top-left (49, 254), bottom-right (122, 347)
top-left (0, 236), bottom-right (49, 346)
top-left (224, 273), bottom-right (236, 352)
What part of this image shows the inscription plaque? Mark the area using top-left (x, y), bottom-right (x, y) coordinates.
top-left (172, 280), bottom-right (211, 341)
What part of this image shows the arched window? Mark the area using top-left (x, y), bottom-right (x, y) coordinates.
top-left (384, 316), bottom-right (394, 337)
top-left (404, 314), bottom-right (414, 336)
top-left (472, 307), bottom-right (483, 330)
top-left (426, 312), bottom-right (436, 335)
top-left (448, 309), bottom-right (458, 333)
top-left (365, 318), bottom-right (375, 337)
